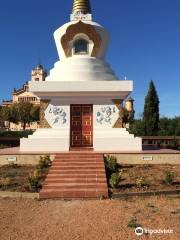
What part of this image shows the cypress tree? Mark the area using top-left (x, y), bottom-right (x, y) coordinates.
top-left (143, 80), bottom-right (160, 136)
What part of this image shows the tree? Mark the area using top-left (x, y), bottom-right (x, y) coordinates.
top-left (1, 104), bottom-right (19, 129)
top-left (30, 105), bottom-right (40, 122)
top-left (16, 102), bottom-right (33, 130)
top-left (158, 117), bottom-right (180, 136)
top-left (0, 106), bottom-right (4, 128)
top-left (143, 80), bottom-right (160, 136)
top-left (0, 103), bottom-right (40, 131)
top-left (121, 107), bottom-right (134, 128)
top-left (129, 119), bottom-right (146, 136)
top-left (0, 106), bottom-right (3, 120)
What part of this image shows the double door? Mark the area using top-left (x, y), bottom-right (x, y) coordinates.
top-left (70, 105), bottom-right (93, 147)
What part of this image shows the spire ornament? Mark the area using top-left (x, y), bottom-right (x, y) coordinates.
top-left (72, 0), bottom-right (91, 14)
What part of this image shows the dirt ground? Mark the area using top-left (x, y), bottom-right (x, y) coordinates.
top-left (112, 164), bottom-right (180, 194)
top-left (0, 165), bottom-right (34, 192)
top-left (0, 195), bottom-right (179, 240)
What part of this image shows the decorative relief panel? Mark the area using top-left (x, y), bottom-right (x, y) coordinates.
top-left (71, 12), bottom-right (92, 21)
top-left (96, 106), bottom-right (117, 125)
top-left (44, 104), bottom-right (67, 128)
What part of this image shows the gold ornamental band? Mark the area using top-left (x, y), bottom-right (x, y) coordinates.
top-left (72, 0), bottom-right (91, 14)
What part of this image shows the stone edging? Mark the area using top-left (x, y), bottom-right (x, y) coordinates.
top-left (111, 189), bottom-right (180, 199)
top-left (0, 189), bottom-right (179, 200)
top-left (0, 191), bottom-right (39, 199)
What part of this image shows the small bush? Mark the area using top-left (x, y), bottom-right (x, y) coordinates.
top-left (0, 177), bottom-right (11, 190)
top-left (27, 156), bottom-right (51, 191)
top-left (28, 175), bottom-right (40, 191)
top-left (36, 155), bottom-right (51, 171)
top-left (170, 139), bottom-right (180, 150)
top-left (165, 171), bottom-right (175, 185)
top-left (135, 176), bottom-right (144, 188)
top-left (33, 169), bottom-right (41, 178)
top-left (8, 162), bottom-right (19, 168)
top-left (2, 171), bottom-right (19, 179)
top-left (104, 155), bottom-right (118, 176)
top-left (109, 172), bottom-right (122, 188)
top-left (0, 130), bottom-right (33, 138)
top-left (127, 217), bottom-right (142, 228)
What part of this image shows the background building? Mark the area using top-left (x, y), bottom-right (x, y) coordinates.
top-left (1, 65), bottom-right (47, 130)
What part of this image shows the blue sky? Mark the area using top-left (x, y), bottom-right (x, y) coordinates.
top-left (0, 0), bottom-right (180, 118)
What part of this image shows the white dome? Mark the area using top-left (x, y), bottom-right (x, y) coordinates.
top-left (49, 18), bottom-right (119, 82)
top-left (46, 56), bottom-right (118, 82)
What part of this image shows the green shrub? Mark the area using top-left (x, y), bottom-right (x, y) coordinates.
top-left (28, 175), bottom-right (40, 191)
top-left (0, 130), bottom-right (33, 138)
top-left (109, 172), bottom-right (122, 188)
top-left (135, 176), bottom-right (144, 188)
top-left (127, 217), bottom-right (142, 228)
top-left (27, 156), bottom-right (51, 191)
top-left (2, 171), bottom-right (19, 179)
top-left (165, 171), bottom-right (175, 185)
top-left (36, 155), bottom-right (51, 171)
top-left (33, 169), bottom-right (41, 178)
top-left (104, 155), bottom-right (118, 176)
top-left (170, 139), bottom-right (180, 150)
top-left (8, 162), bottom-right (19, 168)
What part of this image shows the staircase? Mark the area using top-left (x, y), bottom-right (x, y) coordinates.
top-left (39, 152), bottom-right (108, 199)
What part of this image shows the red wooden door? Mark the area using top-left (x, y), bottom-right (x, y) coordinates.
top-left (70, 104), bottom-right (93, 147)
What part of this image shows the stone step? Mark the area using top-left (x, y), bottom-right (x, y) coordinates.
top-left (46, 174), bottom-right (105, 178)
top-left (50, 166), bottom-right (104, 170)
top-left (54, 158), bottom-right (103, 161)
top-left (52, 161), bottom-right (103, 165)
top-left (44, 183), bottom-right (107, 187)
top-left (55, 153), bottom-right (103, 156)
top-left (49, 170), bottom-right (105, 174)
top-left (43, 183), bottom-right (107, 189)
top-left (56, 152), bottom-right (104, 156)
top-left (50, 166), bottom-right (104, 169)
top-left (43, 179), bottom-right (107, 184)
top-left (51, 162), bottom-right (104, 166)
top-left (39, 153), bottom-right (108, 199)
top-left (40, 190), bottom-right (108, 199)
top-left (52, 161), bottom-right (104, 164)
top-left (54, 156), bottom-right (103, 159)
top-left (54, 156), bottom-right (103, 161)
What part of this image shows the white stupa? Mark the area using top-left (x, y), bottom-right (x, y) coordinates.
top-left (20, 0), bottom-right (142, 152)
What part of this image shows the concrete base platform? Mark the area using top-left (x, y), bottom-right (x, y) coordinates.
top-left (20, 128), bottom-right (142, 152)
top-left (20, 129), bottom-right (70, 152)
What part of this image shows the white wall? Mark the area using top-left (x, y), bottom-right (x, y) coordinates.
top-left (44, 97), bottom-right (119, 130)
top-left (20, 98), bottom-right (142, 152)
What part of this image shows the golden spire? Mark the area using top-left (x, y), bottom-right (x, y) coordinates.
top-left (72, 0), bottom-right (91, 14)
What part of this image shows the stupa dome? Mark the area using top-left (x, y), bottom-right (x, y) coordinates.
top-left (46, 55), bottom-right (118, 82)
top-left (47, 19), bottom-right (118, 82)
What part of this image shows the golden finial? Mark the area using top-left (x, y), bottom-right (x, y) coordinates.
top-left (72, 0), bottom-right (91, 14)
